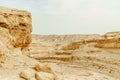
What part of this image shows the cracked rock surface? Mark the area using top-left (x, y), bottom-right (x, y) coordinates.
top-left (0, 6), bottom-right (57, 80)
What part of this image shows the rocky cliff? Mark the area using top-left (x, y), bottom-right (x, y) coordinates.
top-left (0, 6), bottom-right (56, 80)
top-left (0, 6), bottom-right (32, 66)
top-left (0, 6), bottom-right (32, 48)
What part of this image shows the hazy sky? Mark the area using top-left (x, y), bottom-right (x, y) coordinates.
top-left (0, 0), bottom-right (120, 34)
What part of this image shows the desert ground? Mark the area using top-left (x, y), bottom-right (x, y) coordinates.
top-left (30, 33), bottom-right (120, 80)
top-left (0, 6), bottom-right (120, 80)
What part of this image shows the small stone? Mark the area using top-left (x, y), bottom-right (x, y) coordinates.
top-left (34, 64), bottom-right (52, 73)
top-left (19, 68), bottom-right (36, 80)
top-left (35, 72), bottom-right (56, 80)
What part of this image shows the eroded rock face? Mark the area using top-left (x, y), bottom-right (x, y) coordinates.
top-left (96, 32), bottom-right (120, 48)
top-left (0, 6), bottom-right (32, 67)
top-left (0, 6), bottom-right (32, 48)
top-left (0, 6), bottom-right (57, 80)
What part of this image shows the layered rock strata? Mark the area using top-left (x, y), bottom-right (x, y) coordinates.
top-left (0, 6), bottom-right (56, 80)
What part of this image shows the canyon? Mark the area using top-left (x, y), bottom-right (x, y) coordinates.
top-left (31, 33), bottom-right (120, 80)
top-left (0, 6), bottom-right (120, 80)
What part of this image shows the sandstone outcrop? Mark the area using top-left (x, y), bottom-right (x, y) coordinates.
top-left (0, 6), bottom-right (32, 48)
top-left (0, 6), bottom-right (32, 67)
top-left (0, 6), bottom-right (56, 80)
top-left (19, 68), bottom-right (36, 80)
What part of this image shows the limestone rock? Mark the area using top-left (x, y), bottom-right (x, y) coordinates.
top-left (0, 6), bottom-right (58, 80)
top-left (19, 68), bottom-right (36, 80)
top-left (0, 6), bottom-right (32, 48)
top-left (0, 53), bottom-right (6, 67)
top-left (0, 6), bottom-right (33, 80)
top-left (0, 6), bottom-right (32, 66)
top-left (34, 64), bottom-right (52, 73)
top-left (35, 72), bottom-right (56, 80)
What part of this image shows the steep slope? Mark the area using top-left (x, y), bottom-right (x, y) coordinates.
top-left (0, 6), bottom-right (56, 80)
